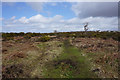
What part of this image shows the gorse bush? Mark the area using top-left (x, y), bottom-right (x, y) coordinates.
top-left (37, 36), bottom-right (51, 42)
top-left (2, 31), bottom-right (120, 41)
top-left (24, 35), bottom-right (31, 39)
top-left (4, 37), bottom-right (14, 41)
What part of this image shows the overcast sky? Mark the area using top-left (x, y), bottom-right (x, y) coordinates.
top-left (1, 2), bottom-right (118, 33)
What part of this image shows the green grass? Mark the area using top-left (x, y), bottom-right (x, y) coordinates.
top-left (43, 40), bottom-right (97, 78)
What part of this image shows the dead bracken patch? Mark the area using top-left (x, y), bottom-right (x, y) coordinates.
top-left (12, 52), bottom-right (26, 58)
top-left (2, 49), bottom-right (7, 53)
top-left (2, 64), bottom-right (24, 78)
top-left (5, 52), bottom-right (26, 60)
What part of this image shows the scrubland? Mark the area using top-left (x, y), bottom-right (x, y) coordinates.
top-left (1, 31), bottom-right (119, 78)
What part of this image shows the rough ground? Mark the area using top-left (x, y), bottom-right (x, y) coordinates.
top-left (2, 37), bottom-right (119, 78)
top-left (71, 38), bottom-right (118, 78)
top-left (2, 40), bottom-right (63, 78)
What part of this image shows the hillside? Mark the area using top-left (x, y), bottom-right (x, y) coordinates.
top-left (2, 31), bottom-right (119, 78)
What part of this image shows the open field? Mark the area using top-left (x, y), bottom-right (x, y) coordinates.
top-left (1, 31), bottom-right (119, 78)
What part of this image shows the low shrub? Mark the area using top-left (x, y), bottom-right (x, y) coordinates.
top-left (37, 36), bottom-right (51, 42)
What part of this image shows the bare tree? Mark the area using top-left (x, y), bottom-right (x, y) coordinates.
top-left (54, 30), bottom-right (58, 37)
top-left (84, 22), bottom-right (89, 33)
top-left (54, 30), bottom-right (57, 33)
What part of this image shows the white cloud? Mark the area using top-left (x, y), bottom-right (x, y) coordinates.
top-left (29, 14), bottom-right (49, 23)
top-left (2, 14), bottom-right (118, 33)
top-left (28, 14), bottom-right (63, 23)
top-left (10, 16), bottom-right (16, 20)
top-left (0, 18), bottom-right (3, 31)
top-left (0, 18), bottom-right (3, 21)
top-left (18, 17), bottom-right (29, 23)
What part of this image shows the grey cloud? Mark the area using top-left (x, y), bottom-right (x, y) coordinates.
top-left (26, 2), bottom-right (44, 12)
top-left (72, 2), bottom-right (118, 18)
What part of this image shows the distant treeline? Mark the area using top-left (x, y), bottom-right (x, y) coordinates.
top-left (1, 31), bottom-right (120, 41)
